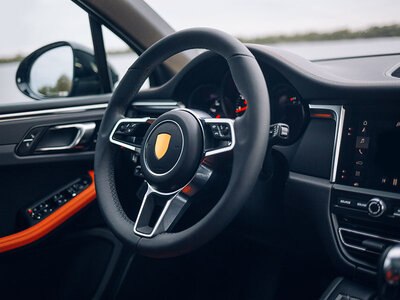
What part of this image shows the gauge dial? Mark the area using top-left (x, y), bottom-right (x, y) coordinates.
top-left (271, 84), bottom-right (308, 144)
top-left (234, 94), bottom-right (247, 117)
top-left (187, 75), bottom-right (307, 145)
top-left (273, 85), bottom-right (301, 120)
top-left (188, 85), bottom-right (225, 118)
top-left (221, 73), bottom-right (249, 118)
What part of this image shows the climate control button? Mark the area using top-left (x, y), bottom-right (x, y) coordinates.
top-left (367, 198), bottom-right (386, 217)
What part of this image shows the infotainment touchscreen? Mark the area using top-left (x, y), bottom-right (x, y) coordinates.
top-left (336, 106), bottom-right (400, 192)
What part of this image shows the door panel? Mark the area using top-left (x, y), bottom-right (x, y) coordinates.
top-left (0, 91), bottom-right (174, 298)
top-left (0, 228), bottom-right (122, 300)
top-left (0, 162), bottom-right (93, 238)
top-left (0, 96), bottom-right (122, 299)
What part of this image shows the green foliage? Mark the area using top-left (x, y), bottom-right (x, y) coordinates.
top-left (0, 54), bottom-right (24, 64)
top-left (1, 24), bottom-right (399, 64)
top-left (240, 24), bottom-right (400, 44)
top-left (37, 74), bottom-right (72, 97)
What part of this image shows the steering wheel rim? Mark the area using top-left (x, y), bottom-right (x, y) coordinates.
top-left (94, 28), bottom-right (270, 258)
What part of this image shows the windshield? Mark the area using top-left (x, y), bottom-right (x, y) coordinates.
top-left (145, 0), bottom-right (400, 60)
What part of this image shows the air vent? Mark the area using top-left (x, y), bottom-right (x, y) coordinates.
top-left (389, 63), bottom-right (400, 78)
top-left (338, 227), bottom-right (400, 268)
top-left (392, 67), bottom-right (400, 78)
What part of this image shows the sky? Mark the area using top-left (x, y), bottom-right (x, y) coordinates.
top-left (0, 0), bottom-right (399, 57)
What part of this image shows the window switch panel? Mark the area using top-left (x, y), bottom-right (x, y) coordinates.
top-left (25, 175), bottom-right (92, 225)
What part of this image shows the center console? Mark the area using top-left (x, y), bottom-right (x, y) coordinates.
top-left (331, 105), bottom-right (400, 271)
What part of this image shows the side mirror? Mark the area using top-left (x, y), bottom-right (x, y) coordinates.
top-left (16, 41), bottom-right (118, 99)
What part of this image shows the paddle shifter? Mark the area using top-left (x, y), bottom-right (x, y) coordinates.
top-left (378, 244), bottom-right (400, 299)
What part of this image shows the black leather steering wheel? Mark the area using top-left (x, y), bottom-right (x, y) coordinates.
top-left (94, 28), bottom-right (270, 258)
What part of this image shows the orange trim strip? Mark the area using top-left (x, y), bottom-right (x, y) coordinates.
top-left (0, 171), bottom-right (96, 253)
top-left (311, 113), bottom-right (333, 119)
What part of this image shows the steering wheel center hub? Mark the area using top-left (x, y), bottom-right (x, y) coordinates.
top-left (140, 110), bottom-right (204, 192)
top-left (144, 120), bottom-right (184, 175)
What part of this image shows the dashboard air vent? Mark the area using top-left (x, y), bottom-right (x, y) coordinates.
top-left (391, 65), bottom-right (400, 78)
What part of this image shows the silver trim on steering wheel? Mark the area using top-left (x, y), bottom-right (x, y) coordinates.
top-left (133, 183), bottom-right (184, 238)
top-left (109, 117), bottom-right (151, 153)
top-left (204, 118), bottom-right (235, 157)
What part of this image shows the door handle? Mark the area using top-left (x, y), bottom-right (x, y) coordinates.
top-left (36, 122), bottom-right (96, 152)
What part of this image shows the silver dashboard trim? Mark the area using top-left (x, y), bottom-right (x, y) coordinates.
top-left (0, 101), bottom-right (180, 122)
top-left (0, 103), bottom-right (108, 121)
top-left (309, 104), bottom-right (344, 182)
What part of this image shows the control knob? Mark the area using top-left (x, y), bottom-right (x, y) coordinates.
top-left (367, 198), bottom-right (386, 217)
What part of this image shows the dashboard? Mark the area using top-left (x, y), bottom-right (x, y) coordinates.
top-left (173, 55), bottom-right (309, 145)
top-left (144, 46), bottom-right (400, 281)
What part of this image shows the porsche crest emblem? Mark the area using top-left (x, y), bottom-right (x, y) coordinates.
top-left (154, 133), bottom-right (171, 159)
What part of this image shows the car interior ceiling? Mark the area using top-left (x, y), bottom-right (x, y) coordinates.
top-left (1, 1), bottom-right (400, 300)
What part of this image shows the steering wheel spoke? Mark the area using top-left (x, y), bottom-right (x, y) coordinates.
top-left (202, 118), bottom-right (235, 157)
top-left (134, 162), bottom-right (213, 238)
top-left (134, 183), bottom-right (189, 237)
top-left (109, 117), bottom-right (154, 153)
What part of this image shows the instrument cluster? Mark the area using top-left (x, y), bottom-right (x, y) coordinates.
top-left (188, 72), bottom-right (308, 144)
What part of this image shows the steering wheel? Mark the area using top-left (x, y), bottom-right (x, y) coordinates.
top-left (94, 28), bottom-right (270, 258)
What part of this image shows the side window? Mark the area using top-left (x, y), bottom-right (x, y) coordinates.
top-left (102, 26), bottom-right (149, 89)
top-left (0, 1), bottom-right (92, 103)
top-left (0, 1), bottom-right (142, 104)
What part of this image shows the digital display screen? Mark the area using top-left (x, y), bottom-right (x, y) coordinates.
top-left (336, 107), bottom-right (400, 192)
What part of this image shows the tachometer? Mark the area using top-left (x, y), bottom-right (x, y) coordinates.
top-left (221, 73), bottom-right (249, 118)
top-left (188, 84), bottom-right (225, 118)
top-left (234, 94), bottom-right (248, 117)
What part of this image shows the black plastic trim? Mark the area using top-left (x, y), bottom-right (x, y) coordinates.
top-left (89, 15), bottom-right (113, 93)
top-left (285, 172), bottom-right (356, 277)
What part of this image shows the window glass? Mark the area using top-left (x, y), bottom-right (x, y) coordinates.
top-left (145, 0), bottom-right (400, 60)
top-left (103, 26), bottom-right (149, 89)
top-left (0, 1), bottom-right (146, 104)
top-left (0, 0), bottom-right (93, 104)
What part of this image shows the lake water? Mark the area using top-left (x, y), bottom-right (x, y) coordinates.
top-left (1, 37), bottom-right (399, 105)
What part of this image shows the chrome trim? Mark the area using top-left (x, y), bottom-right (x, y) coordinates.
top-left (338, 227), bottom-right (400, 254)
top-left (0, 100), bottom-right (179, 123)
top-left (133, 183), bottom-right (183, 238)
top-left (309, 104), bottom-right (344, 182)
top-left (36, 122), bottom-right (96, 152)
top-left (367, 198), bottom-right (386, 217)
top-left (131, 101), bottom-right (181, 108)
top-left (0, 103), bottom-right (108, 121)
top-left (133, 163), bottom-right (213, 238)
top-left (333, 106), bottom-right (345, 183)
top-left (109, 117), bottom-right (151, 153)
top-left (142, 120), bottom-right (185, 177)
top-left (204, 118), bottom-right (236, 157)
